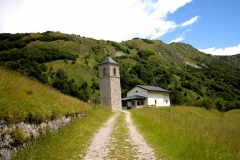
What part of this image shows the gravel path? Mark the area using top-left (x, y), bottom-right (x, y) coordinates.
top-left (123, 110), bottom-right (156, 159)
top-left (82, 111), bottom-right (156, 159)
top-left (83, 113), bottom-right (119, 159)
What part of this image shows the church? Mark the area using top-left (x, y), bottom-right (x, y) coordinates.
top-left (122, 85), bottom-right (171, 109)
top-left (98, 55), bottom-right (171, 110)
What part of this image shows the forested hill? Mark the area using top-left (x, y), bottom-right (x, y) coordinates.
top-left (0, 31), bottom-right (240, 110)
top-left (217, 54), bottom-right (240, 67)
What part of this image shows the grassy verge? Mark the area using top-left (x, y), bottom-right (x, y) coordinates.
top-left (0, 68), bottom-right (89, 123)
top-left (107, 112), bottom-right (137, 159)
top-left (13, 105), bottom-right (113, 160)
top-left (131, 107), bottom-right (240, 160)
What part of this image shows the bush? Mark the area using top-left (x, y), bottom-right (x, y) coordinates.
top-left (141, 39), bottom-right (154, 44)
top-left (137, 50), bottom-right (155, 59)
top-left (201, 98), bottom-right (212, 110)
top-left (214, 98), bottom-right (226, 117)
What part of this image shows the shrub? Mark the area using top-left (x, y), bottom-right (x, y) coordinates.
top-left (201, 98), bottom-right (212, 110)
top-left (215, 98), bottom-right (226, 117)
top-left (137, 50), bottom-right (155, 59)
top-left (141, 39), bottom-right (154, 44)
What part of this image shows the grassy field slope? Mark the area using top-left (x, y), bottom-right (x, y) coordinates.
top-left (0, 68), bottom-right (89, 123)
top-left (131, 107), bottom-right (240, 160)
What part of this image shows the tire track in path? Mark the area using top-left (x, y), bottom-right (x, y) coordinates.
top-left (123, 110), bottom-right (156, 159)
top-left (81, 111), bottom-right (156, 159)
top-left (82, 113), bottom-right (119, 159)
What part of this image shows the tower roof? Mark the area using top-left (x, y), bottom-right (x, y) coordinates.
top-left (100, 55), bottom-right (118, 65)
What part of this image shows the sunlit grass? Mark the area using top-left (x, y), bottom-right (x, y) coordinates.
top-left (131, 106), bottom-right (240, 160)
top-left (13, 106), bottom-right (113, 160)
top-left (0, 68), bottom-right (89, 123)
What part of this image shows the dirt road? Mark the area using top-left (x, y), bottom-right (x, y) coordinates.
top-left (82, 110), bottom-right (156, 159)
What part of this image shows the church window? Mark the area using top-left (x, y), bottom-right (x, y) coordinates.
top-left (103, 68), bottom-right (106, 76)
top-left (113, 68), bottom-right (116, 76)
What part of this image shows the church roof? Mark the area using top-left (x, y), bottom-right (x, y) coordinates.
top-left (136, 85), bottom-right (171, 92)
top-left (100, 56), bottom-right (118, 65)
top-left (121, 95), bottom-right (147, 101)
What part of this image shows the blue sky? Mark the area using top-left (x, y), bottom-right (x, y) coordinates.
top-left (0, 0), bottom-right (239, 55)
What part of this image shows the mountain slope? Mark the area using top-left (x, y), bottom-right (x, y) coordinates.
top-left (217, 54), bottom-right (240, 66)
top-left (0, 31), bottom-right (239, 110)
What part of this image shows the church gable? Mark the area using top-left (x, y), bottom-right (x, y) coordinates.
top-left (123, 85), bottom-right (171, 109)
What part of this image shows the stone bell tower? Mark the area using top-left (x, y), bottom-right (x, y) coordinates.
top-left (98, 55), bottom-right (122, 111)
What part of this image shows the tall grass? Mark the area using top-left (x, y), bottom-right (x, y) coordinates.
top-left (131, 107), bottom-right (240, 160)
top-left (13, 106), bottom-right (113, 160)
top-left (0, 68), bottom-right (89, 123)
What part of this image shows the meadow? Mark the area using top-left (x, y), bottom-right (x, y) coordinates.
top-left (0, 68), bottom-right (89, 123)
top-left (131, 107), bottom-right (240, 160)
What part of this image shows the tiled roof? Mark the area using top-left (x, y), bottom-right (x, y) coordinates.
top-left (100, 56), bottom-right (118, 65)
top-left (137, 85), bottom-right (171, 92)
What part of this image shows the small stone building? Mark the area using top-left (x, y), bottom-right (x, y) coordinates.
top-left (98, 55), bottom-right (122, 111)
top-left (122, 85), bottom-right (171, 109)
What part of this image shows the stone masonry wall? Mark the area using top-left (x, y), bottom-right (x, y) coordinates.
top-left (99, 63), bottom-right (122, 111)
top-left (0, 112), bottom-right (85, 160)
top-left (110, 76), bottom-right (122, 111)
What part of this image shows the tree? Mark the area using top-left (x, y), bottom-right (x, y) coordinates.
top-left (92, 82), bottom-right (99, 90)
top-left (56, 69), bottom-right (68, 80)
top-left (202, 98), bottom-right (212, 110)
top-left (170, 90), bottom-right (185, 105)
top-left (81, 81), bottom-right (88, 89)
top-left (85, 59), bottom-right (88, 65)
top-left (64, 59), bottom-right (68, 64)
top-left (215, 98), bottom-right (226, 117)
top-left (52, 79), bottom-right (70, 94)
top-left (137, 50), bottom-right (155, 59)
top-left (78, 88), bottom-right (90, 102)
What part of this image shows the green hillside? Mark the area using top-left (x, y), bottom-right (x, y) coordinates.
top-left (0, 31), bottom-right (240, 110)
top-left (217, 54), bottom-right (240, 66)
top-left (0, 68), bottom-right (89, 123)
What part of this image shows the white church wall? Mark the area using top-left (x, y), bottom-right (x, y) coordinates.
top-left (127, 87), bottom-right (148, 97)
top-left (147, 91), bottom-right (170, 107)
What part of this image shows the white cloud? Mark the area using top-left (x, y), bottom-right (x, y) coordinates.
top-left (170, 28), bottom-right (191, 43)
top-left (0, 0), bottom-right (194, 41)
top-left (181, 16), bottom-right (199, 27)
top-left (199, 44), bottom-right (240, 55)
top-left (183, 28), bottom-right (191, 34)
top-left (171, 37), bottom-right (184, 43)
